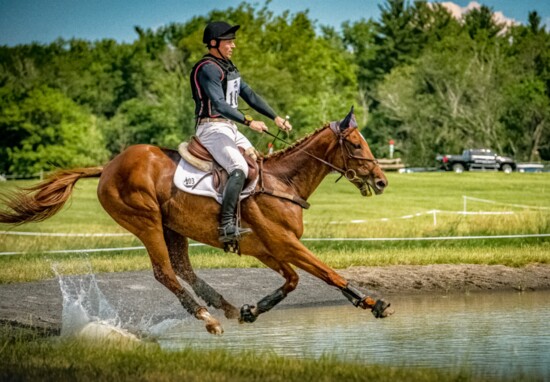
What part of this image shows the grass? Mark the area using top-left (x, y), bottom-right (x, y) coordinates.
top-left (0, 325), bottom-right (479, 382)
top-left (0, 172), bottom-right (549, 283)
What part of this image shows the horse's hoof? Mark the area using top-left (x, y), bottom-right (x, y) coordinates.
top-left (239, 304), bottom-right (257, 323)
top-left (196, 307), bottom-right (224, 335)
top-left (371, 299), bottom-right (393, 318)
top-left (205, 322), bottom-right (224, 335)
top-left (224, 306), bottom-right (240, 320)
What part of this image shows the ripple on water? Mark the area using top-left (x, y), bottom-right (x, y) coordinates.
top-left (157, 292), bottom-right (550, 379)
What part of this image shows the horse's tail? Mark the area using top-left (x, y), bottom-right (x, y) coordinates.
top-left (0, 167), bottom-right (103, 225)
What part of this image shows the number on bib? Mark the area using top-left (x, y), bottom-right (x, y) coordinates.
top-left (226, 78), bottom-right (240, 108)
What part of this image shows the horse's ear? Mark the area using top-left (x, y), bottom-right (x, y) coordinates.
top-left (339, 106), bottom-right (357, 131)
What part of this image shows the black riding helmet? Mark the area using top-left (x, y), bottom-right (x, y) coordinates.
top-left (203, 21), bottom-right (240, 48)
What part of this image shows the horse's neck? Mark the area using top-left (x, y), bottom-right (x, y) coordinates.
top-left (266, 128), bottom-right (335, 200)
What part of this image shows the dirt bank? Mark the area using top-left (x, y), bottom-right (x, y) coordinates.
top-left (340, 263), bottom-right (550, 294)
top-left (0, 264), bottom-right (549, 333)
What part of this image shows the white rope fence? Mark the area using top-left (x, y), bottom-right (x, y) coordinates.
top-left (0, 170), bottom-right (45, 181)
top-left (327, 209), bottom-right (515, 227)
top-left (463, 195), bottom-right (550, 212)
top-left (0, 231), bottom-right (131, 237)
top-left (1, 233), bottom-right (549, 256)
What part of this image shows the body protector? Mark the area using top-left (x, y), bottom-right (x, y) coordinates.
top-left (190, 55), bottom-right (277, 124)
top-left (190, 55), bottom-right (242, 120)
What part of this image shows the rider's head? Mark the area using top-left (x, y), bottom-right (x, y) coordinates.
top-left (203, 21), bottom-right (240, 55)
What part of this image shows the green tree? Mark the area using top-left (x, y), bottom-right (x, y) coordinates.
top-left (376, 31), bottom-right (513, 165)
top-left (463, 5), bottom-right (505, 40)
top-left (0, 86), bottom-right (108, 174)
top-left (504, 13), bottom-right (550, 160)
top-left (502, 77), bottom-right (549, 161)
top-left (2, 0), bottom-right (549, 168)
top-left (342, 1), bottom-right (461, 155)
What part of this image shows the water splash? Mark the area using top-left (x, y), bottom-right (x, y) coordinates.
top-left (52, 263), bottom-right (139, 343)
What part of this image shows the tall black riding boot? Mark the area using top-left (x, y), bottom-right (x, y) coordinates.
top-left (218, 169), bottom-right (252, 243)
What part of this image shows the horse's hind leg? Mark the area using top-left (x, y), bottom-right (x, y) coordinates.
top-left (163, 227), bottom-right (239, 319)
top-left (138, 228), bottom-right (225, 334)
top-left (99, 192), bottom-right (223, 334)
top-left (239, 255), bottom-right (299, 323)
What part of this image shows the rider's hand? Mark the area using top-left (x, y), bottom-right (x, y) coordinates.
top-left (249, 120), bottom-right (268, 133)
top-left (274, 116), bottom-right (292, 132)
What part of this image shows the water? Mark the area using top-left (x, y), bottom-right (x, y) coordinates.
top-left (157, 292), bottom-right (550, 379)
top-left (54, 265), bottom-right (139, 343)
top-left (53, 265), bottom-right (549, 378)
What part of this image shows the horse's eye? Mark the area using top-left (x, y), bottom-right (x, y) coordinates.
top-left (353, 143), bottom-right (361, 149)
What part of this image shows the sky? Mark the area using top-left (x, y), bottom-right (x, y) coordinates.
top-left (1, 0), bottom-right (549, 46)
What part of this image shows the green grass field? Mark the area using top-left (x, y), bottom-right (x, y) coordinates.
top-left (2, 173), bottom-right (547, 381)
top-left (0, 172), bottom-right (549, 283)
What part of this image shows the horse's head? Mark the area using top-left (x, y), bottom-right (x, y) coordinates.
top-left (329, 107), bottom-right (388, 196)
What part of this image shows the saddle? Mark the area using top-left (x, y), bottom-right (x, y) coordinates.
top-left (178, 136), bottom-right (259, 194)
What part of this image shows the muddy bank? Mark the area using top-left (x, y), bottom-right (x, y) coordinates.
top-left (0, 264), bottom-right (549, 333)
top-left (341, 263), bottom-right (550, 294)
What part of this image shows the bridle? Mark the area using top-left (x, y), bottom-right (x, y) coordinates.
top-left (264, 123), bottom-right (379, 196)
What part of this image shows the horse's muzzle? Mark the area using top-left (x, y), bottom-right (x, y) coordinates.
top-left (346, 169), bottom-right (387, 197)
top-left (362, 176), bottom-right (387, 196)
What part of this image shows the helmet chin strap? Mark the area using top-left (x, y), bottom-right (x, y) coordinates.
top-left (216, 46), bottom-right (228, 61)
top-left (210, 40), bottom-right (228, 61)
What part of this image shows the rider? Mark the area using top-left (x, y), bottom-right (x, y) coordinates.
top-left (190, 21), bottom-right (292, 243)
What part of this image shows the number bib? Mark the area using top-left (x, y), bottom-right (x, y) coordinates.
top-left (226, 77), bottom-right (240, 108)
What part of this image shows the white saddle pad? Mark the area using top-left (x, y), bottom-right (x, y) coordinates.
top-left (173, 159), bottom-right (257, 204)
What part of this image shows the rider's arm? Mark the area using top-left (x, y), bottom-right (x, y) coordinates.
top-left (239, 80), bottom-right (277, 121)
top-left (198, 63), bottom-right (246, 124)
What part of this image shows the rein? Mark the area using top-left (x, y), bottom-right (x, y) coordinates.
top-left (263, 125), bottom-right (378, 194)
top-left (264, 130), bottom-right (349, 176)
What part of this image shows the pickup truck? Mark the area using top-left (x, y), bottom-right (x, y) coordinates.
top-left (436, 149), bottom-right (516, 173)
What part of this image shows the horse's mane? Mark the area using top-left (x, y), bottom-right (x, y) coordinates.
top-left (264, 123), bottom-right (330, 161)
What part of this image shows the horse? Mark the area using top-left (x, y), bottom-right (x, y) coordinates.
top-left (0, 108), bottom-right (392, 335)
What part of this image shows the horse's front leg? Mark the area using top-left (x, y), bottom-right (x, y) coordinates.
top-left (341, 283), bottom-right (392, 318)
top-left (283, 240), bottom-right (393, 318)
top-left (239, 256), bottom-right (299, 323)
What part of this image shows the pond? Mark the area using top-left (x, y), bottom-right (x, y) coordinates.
top-left (155, 291), bottom-right (550, 379)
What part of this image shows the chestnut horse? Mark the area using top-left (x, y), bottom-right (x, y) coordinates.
top-left (0, 109), bottom-right (392, 334)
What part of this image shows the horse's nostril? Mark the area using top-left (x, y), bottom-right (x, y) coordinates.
top-left (376, 179), bottom-right (387, 189)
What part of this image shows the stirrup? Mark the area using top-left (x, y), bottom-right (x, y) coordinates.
top-left (218, 224), bottom-right (252, 243)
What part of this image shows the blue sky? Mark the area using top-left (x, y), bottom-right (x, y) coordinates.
top-left (1, 0), bottom-right (549, 46)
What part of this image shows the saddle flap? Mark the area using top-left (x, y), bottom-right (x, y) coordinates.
top-left (211, 148), bottom-right (258, 194)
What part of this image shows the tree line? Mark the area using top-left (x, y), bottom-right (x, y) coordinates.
top-left (1, 0), bottom-right (549, 174)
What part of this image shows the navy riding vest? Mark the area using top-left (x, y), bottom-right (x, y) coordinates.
top-left (190, 55), bottom-right (241, 119)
